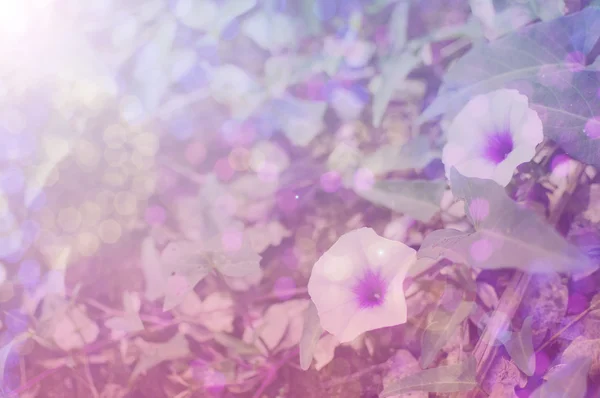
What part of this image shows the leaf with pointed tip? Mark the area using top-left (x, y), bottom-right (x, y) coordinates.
top-left (372, 52), bottom-right (421, 127)
top-left (418, 7), bottom-right (600, 167)
top-left (161, 239), bottom-right (261, 311)
top-left (357, 179), bottom-right (445, 222)
top-left (561, 337), bottom-right (600, 378)
top-left (530, 356), bottom-right (591, 398)
top-left (418, 169), bottom-right (595, 274)
top-left (131, 333), bottom-right (190, 380)
top-left (161, 241), bottom-right (212, 311)
top-left (380, 357), bottom-right (477, 397)
top-left (361, 136), bottom-right (440, 175)
top-left (388, 1), bottom-right (410, 54)
top-left (214, 333), bottom-right (261, 356)
top-left (420, 300), bottom-right (474, 368)
top-left (420, 7), bottom-right (600, 122)
top-left (1, 332), bottom-right (31, 393)
top-left (504, 316), bottom-right (535, 376)
top-left (105, 292), bottom-right (145, 335)
top-left (299, 302), bottom-right (323, 370)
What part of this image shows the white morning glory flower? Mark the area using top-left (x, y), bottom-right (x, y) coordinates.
top-left (307, 228), bottom-right (416, 343)
top-left (442, 89), bottom-right (543, 187)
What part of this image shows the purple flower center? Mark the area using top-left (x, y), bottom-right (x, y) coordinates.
top-left (352, 269), bottom-right (387, 308)
top-left (483, 132), bottom-right (514, 164)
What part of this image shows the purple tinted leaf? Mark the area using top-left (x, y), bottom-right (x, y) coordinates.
top-left (380, 357), bottom-right (477, 397)
top-left (420, 7), bottom-right (600, 167)
top-left (420, 300), bottom-right (474, 368)
top-left (530, 356), bottom-right (591, 398)
top-left (418, 169), bottom-right (595, 274)
top-left (299, 302), bottom-right (323, 370)
top-left (503, 316), bottom-right (535, 376)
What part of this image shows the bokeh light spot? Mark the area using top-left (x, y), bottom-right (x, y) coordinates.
top-left (98, 219), bottom-right (122, 244)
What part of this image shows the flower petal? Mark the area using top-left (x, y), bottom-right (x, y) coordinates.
top-left (493, 144), bottom-right (537, 186)
top-left (308, 228), bottom-right (414, 343)
top-left (453, 157), bottom-right (496, 181)
top-left (335, 272), bottom-right (408, 343)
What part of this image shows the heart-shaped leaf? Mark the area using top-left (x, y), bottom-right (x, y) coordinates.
top-left (419, 7), bottom-right (600, 167)
top-left (418, 169), bottom-right (595, 273)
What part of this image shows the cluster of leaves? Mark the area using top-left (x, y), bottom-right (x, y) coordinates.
top-left (3, 0), bottom-right (600, 397)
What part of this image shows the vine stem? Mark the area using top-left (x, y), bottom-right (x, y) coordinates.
top-left (462, 161), bottom-right (586, 398)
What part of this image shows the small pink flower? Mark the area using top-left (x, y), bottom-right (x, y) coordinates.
top-left (307, 228), bottom-right (416, 343)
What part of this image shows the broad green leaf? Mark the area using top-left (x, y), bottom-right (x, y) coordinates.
top-left (1, 332), bottom-right (31, 393)
top-left (388, 1), bottom-right (410, 54)
top-left (131, 333), bottom-right (190, 380)
top-left (504, 316), bottom-right (535, 376)
top-left (356, 179), bottom-right (446, 222)
top-left (299, 302), bottom-right (323, 370)
top-left (530, 356), bottom-right (591, 398)
top-left (418, 169), bottom-right (595, 273)
top-left (529, 0), bottom-right (566, 21)
top-left (380, 357), bottom-right (477, 397)
top-left (214, 333), bottom-right (261, 356)
top-left (372, 52), bottom-right (421, 127)
top-left (161, 239), bottom-right (261, 311)
top-left (161, 240), bottom-right (212, 311)
top-left (361, 136), bottom-right (440, 175)
top-left (561, 336), bottom-right (600, 378)
top-left (420, 300), bottom-right (474, 368)
top-left (418, 7), bottom-right (600, 167)
top-left (420, 7), bottom-right (600, 122)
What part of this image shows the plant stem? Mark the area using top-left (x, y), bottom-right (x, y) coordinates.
top-left (462, 162), bottom-right (586, 398)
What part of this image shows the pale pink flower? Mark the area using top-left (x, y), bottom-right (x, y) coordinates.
top-left (442, 89), bottom-right (543, 187)
top-left (308, 228), bottom-right (416, 343)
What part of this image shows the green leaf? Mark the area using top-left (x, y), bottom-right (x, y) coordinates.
top-left (504, 316), bottom-right (535, 376)
top-left (529, 0), bottom-right (566, 21)
top-left (161, 240), bottom-right (212, 311)
top-left (418, 169), bottom-right (595, 273)
top-left (388, 1), bottom-right (410, 54)
top-left (372, 52), bottom-right (421, 127)
top-left (420, 300), bottom-right (474, 368)
top-left (214, 333), bottom-right (261, 356)
top-left (299, 303), bottom-right (323, 370)
top-left (380, 357), bottom-right (477, 397)
top-left (1, 332), bottom-right (31, 394)
top-left (418, 7), bottom-right (600, 168)
top-left (530, 356), bottom-right (591, 398)
top-left (361, 136), bottom-right (440, 175)
top-left (356, 179), bottom-right (445, 222)
top-left (131, 333), bottom-right (190, 380)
